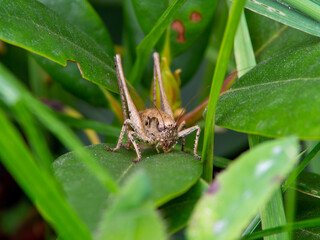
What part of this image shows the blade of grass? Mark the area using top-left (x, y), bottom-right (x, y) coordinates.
top-left (0, 64), bottom-right (118, 194)
top-left (201, 0), bottom-right (247, 182)
top-left (233, 11), bottom-right (256, 78)
top-left (0, 109), bottom-right (91, 240)
top-left (128, 0), bottom-right (185, 86)
top-left (26, 96), bottom-right (119, 193)
top-left (260, 188), bottom-right (289, 240)
top-left (249, 135), bottom-right (289, 240)
top-left (12, 102), bottom-right (53, 174)
top-left (241, 217), bottom-right (320, 240)
top-left (282, 141), bottom-right (320, 191)
top-left (56, 113), bottom-right (120, 136)
top-left (281, 0), bottom-right (320, 23)
top-left (233, 8), bottom-right (289, 239)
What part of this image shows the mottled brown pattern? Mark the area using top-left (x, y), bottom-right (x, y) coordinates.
top-left (190, 11), bottom-right (202, 22)
top-left (171, 20), bottom-right (186, 43)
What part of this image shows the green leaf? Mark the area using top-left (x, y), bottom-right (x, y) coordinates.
top-left (260, 188), bottom-right (289, 240)
top-left (246, 171), bottom-right (320, 240)
top-left (291, 170), bottom-right (320, 201)
top-left (201, 0), bottom-right (247, 182)
top-left (33, 0), bottom-right (114, 107)
top-left (53, 144), bottom-right (202, 232)
top-left (0, 109), bottom-right (91, 240)
top-left (171, 22), bottom-right (212, 85)
top-left (96, 170), bottom-right (166, 240)
top-left (246, 10), bottom-right (319, 63)
top-left (160, 180), bottom-right (208, 234)
top-left (0, 0), bottom-right (118, 93)
top-left (128, 0), bottom-right (186, 85)
top-left (132, 0), bottom-right (217, 57)
top-left (55, 112), bottom-right (121, 137)
top-left (283, 142), bottom-right (320, 190)
top-left (216, 40), bottom-right (320, 139)
top-left (292, 188), bottom-right (320, 239)
top-left (0, 62), bottom-right (119, 194)
top-left (187, 137), bottom-right (299, 240)
top-left (245, 0), bottom-right (320, 38)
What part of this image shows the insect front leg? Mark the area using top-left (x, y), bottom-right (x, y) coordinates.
top-left (105, 121), bottom-right (127, 152)
top-left (177, 120), bottom-right (188, 153)
top-left (106, 119), bottom-right (153, 162)
top-left (178, 125), bottom-right (201, 160)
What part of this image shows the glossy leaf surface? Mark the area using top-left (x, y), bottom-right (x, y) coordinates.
top-left (33, 0), bottom-right (114, 106)
top-left (0, 0), bottom-right (118, 93)
top-left (187, 137), bottom-right (299, 240)
top-left (53, 144), bottom-right (202, 232)
top-left (216, 40), bottom-right (320, 139)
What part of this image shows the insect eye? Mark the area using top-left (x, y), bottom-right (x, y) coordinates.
top-left (145, 117), bottom-right (150, 126)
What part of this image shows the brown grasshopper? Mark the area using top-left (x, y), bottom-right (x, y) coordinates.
top-left (105, 52), bottom-right (201, 162)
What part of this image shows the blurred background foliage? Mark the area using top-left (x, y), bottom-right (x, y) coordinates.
top-left (1, 0), bottom-right (320, 239)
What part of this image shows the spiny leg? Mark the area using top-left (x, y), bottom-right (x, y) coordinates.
top-left (105, 119), bottom-right (153, 162)
top-left (105, 121), bottom-right (127, 152)
top-left (127, 131), bottom-right (142, 162)
top-left (178, 125), bottom-right (201, 160)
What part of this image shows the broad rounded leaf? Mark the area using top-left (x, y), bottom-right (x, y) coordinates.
top-left (53, 144), bottom-right (202, 232)
top-left (187, 137), bottom-right (299, 240)
top-left (216, 40), bottom-right (320, 139)
top-left (132, 0), bottom-right (217, 57)
top-left (0, 0), bottom-right (118, 93)
top-left (32, 0), bottom-right (114, 107)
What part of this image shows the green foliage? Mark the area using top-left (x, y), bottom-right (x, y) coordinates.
top-left (216, 40), bottom-right (320, 138)
top-left (0, 0), bottom-right (320, 239)
top-left (53, 144), bottom-right (202, 232)
top-left (188, 137), bottom-right (299, 240)
top-left (96, 171), bottom-right (167, 240)
top-left (246, 0), bottom-right (320, 37)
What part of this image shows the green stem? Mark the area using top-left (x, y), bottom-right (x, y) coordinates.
top-left (201, 0), bottom-right (247, 183)
top-left (129, 0), bottom-right (185, 86)
top-left (282, 141), bottom-right (320, 191)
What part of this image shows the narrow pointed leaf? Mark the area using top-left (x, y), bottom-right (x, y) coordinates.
top-left (96, 171), bottom-right (166, 240)
top-left (246, 0), bottom-right (320, 38)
